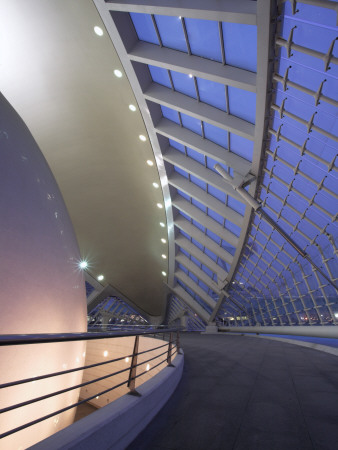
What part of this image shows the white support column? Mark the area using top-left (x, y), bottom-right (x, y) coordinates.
top-left (104, 0), bottom-right (257, 24)
top-left (169, 284), bottom-right (210, 323)
top-left (175, 270), bottom-right (216, 309)
top-left (163, 147), bottom-right (244, 203)
top-left (169, 172), bottom-right (243, 227)
top-left (144, 83), bottom-right (255, 141)
top-left (175, 252), bottom-right (221, 294)
top-left (128, 42), bottom-right (256, 92)
top-left (175, 235), bottom-right (228, 284)
top-left (156, 118), bottom-right (252, 178)
top-left (175, 216), bottom-right (233, 265)
top-left (173, 196), bottom-right (239, 249)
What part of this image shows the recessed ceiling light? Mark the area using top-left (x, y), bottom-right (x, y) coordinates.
top-left (162, 271), bottom-right (167, 276)
top-left (152, 182), bottom-right (159, 188)
top-left (189, 73), bottom-right (193, 78)
top-left (161, 238), bottom-right (166, 243)
top-left (79, 261), bottom-right (88, 269)
top-left (147, 160), bottom-right (154, 166)
top-left (97, 274), bottom-right (104, 281)
top-left (160, 222), bottom-right (165, 227)
top-left (139, 134), bottom-right (147, 142)
top-left (114, 69), bottom-right (123, 78)
top-left (161, 254), bottom-right (167, 259)
top-left (146, 364), bottom-right (150, 371)
top-left (129, 104), bottom-right (137, 111)
top-left (94, 26), bottom-right (103, 36)
top-left (103, 351), bottom-right (108, 357)
top-left (157, 203), bottom-right (163, 209)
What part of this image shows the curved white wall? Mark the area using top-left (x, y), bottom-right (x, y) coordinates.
top-left (0, 94), bottom-right (87, 449)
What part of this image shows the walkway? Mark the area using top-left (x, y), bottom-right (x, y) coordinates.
top-left (128, 333), bottom-right (338, 450)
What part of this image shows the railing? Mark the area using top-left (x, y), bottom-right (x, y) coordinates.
top-left (0, 328), bottom-right (181, 441)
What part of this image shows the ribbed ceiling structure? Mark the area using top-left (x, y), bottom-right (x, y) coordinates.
top-left (94, 0), bottom-right (337, 328)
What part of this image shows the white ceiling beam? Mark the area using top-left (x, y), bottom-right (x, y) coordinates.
top-left (176, 252), bottom-right (221, 294)
top-left (163, 147), bottom-right (244, 203)
top-left (156, 118), bottom-right (252, 178)
top-left (173, 196), bottom-right (239, 248)
top-left (175, 215), bottom-right (234, 265)
top-left (168, 172), bottom-right (243, 227)
top-left (105, 0), bottom-right (257, 24)
top-left (128, 42), bottom-right (256, 92)
top-left (144, 83), bottom-right (255, 141)
top-left (170, 284), bottom-right (210, 323)
top-left (175, 269), bottom-right (216, 308)
top-left (175, 235), bottom-right (228, 283)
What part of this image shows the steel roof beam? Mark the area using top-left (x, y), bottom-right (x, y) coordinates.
top-left (175, 270), bottom-right (216, 308)
top-left (144, 83), bottom-right (255, 141)
top-left (169, 284), bottom-right (210, 323)
top-left (128, 42), bottom-right (256, 92)
top-left (105, 0), bottom-right (257, 24)
top-left (175, 215), bottom-right (234, 265)
top-left (163, 147), bottom-right (244, 203)
top-left (175, 252), bottom-right (221, 294)
top-left (169, 172), bottom-right (243, 227)
top-left (173, 196), bottom-right (239, 249)
top-left (156, 118), bottom-right (252, 178)
top-left (175, 235), bottom-right (228, 283)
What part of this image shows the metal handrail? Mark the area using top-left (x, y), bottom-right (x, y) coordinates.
top-left (0, 328), bottom-right (181, 441)
top-left (0, 327), bottom-right (180, 346)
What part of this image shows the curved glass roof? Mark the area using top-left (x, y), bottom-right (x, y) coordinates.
top-left (95, 0), bottom-right (337, 327)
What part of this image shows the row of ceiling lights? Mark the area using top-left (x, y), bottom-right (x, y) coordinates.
top-left (78, 26), bottom-right (168, 279)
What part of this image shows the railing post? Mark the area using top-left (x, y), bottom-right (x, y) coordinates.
top-left (167, 332), bottom-right (174, 367)
top-left (127, 335), bottom-right (141, 395)
top-left (176, 330), bottom-right (182, 354)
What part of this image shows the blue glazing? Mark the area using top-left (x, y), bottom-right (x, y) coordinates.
top-left (130, 13), bottom-right (159, 45)
top-left (171, 70), bottom-right (197, 98)
top-left (196, 78), bottom-right (227, 111)
top-left (161, 106), bottom-right (180, 124)
top-left (169, 139), bottom-right (185, 153)
top-left (174, 166), bottom-right (189, 179)
top-left (206, 156), bottom-right (227, 174)
top-left (222, 22), bottom-right (257, 72)
top-left (177, 189), bottom-right (190, 202)
top-left (148, 65), bottom-right (171, 87)
top-left (180, 113), bottom-right (202, 135)
top-left (191, 197), bottom-right (207, 213)
top-left (230, 133), bottom-right (254, 161)
top-left (186, 146), bottom-right (205, 165)
top-left (203, 122), bottom-right (228, 148)
top-left (154, 15), bottom-right (187, 52)
top-left (228, 197), bottom-right (246, 216)
top-left (207, 208), bottom-right (224, 226)
top-left (190, 174), bottom-right (206, 190)
top-left (228, 86), bottom-right (256, 124)
top-left (207, 184), bottom-right (227, 203)
top-left (225, 220), bottom-right (241, 238)
top-left (184, 18), bottom-right (222, 62)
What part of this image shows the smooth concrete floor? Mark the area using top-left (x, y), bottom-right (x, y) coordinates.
top-left (127, 333), bottom-right (338, 450)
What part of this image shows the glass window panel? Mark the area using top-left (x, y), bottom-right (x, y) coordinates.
top-left (149, 65), bottom-right (171, 87)
top-left (196, 77), bottom-right (226, 111)
top-left (204, 122), bottom-right (228, 148)
top-left (154, 15), bottom-right (187, 52)
top-left (185, 18), bottom-right (222, 62)
top-left (130, 12), bottom-right (159, 44)
top-left (170, 70), bottom-right (197, 98)
top-left (161, 106), bottom-right (180, 124)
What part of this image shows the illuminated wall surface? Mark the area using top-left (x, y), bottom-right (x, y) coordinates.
top-left (0, 94), bottom-right (87, 449)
